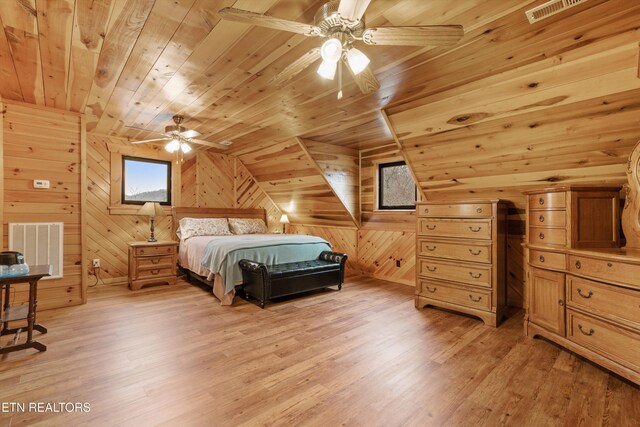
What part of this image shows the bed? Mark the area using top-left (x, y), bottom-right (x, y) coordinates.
top-left (172, 207), bottom-right (332, 305)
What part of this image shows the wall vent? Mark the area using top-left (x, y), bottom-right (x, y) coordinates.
top-left (525, 0), bottom-right (588, 24)
top-left (8, 222), bottom-right (64, 279)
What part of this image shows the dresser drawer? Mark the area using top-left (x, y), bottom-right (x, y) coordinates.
top-left (529, 210), bottom-right (566, 228)
top-left (567, 309), bottom-right (640, 373)
top-left (529, 192), bottom-right (566, 210)
top-left (135, 245), bottom-right (177, 257)
top-left (567, 275), bottom-right (640, 326)
top-left (569, 255), bottom-right (640, 290)
top-left (418, 239), bottom-right (492, 264)
top-left (418, 203), bottom-right (492, 218)
top-left (135, 266), bottom-right (175, 280)
top-left (418, 219), bottom-right (492, 240)
top-left (136, 255), bottom-right (175, 269)
top-left (529, 249), bottom-right (566, 270)
top-left (529, 227), bottom-right (566, 246)
top-left (419, 259), bottom-right (491, 288)
top-left (418, 279), bottom-right (491, 311)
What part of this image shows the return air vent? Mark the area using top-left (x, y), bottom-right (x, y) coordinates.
top-left (525, 0), bottom-right (588, 24)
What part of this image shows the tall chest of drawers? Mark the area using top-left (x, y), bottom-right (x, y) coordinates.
top-left (524, 185), bottom-right (640, 384)
top-left (415, 200), bottom-right (508, 327)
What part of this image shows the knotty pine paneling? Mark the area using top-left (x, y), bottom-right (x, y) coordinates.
top-left (287, 224), bottom-right (359, 276)
top-left (234, 138), bottom-right (356, 227)
top-left (303, 139), bottom-right (360, 222)
top-left (2, 101), bottom-right (84, 309)
top-left (234, 159), bottom-right (282, 233)
top-left (86, 134), bottom-right (176, 285)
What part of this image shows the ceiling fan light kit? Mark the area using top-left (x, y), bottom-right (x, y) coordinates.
top-left (219, 0), bottom-right (464, 99)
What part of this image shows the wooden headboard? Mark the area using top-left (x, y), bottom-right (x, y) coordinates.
top-left (171, 207), bottom-right (267, 241)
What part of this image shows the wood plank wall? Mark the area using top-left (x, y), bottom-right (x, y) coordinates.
top-left (233, 138), bottom-right (356, 227)
top-left (85, 134), bottom-right (175, 285)
top-left (2, 101), bottom-right (84, 309)
top-left (386, 17), bottom-right (640, 308)
top-left (359, 145), bottom-right (416, 286)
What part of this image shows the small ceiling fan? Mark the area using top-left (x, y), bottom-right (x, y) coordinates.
top-left (219, 0), bottom-right (464, 99)
top-left (128, 115), bottom-right (233, 155)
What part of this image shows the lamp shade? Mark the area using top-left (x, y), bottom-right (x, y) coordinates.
top-left (317, 59), bottom-right (337, 80)
top-left (137, 202), bottom-right (165, 217)
top-left (164, 139), bottom-right (180, 153)
top-left (279, 214), bottom-right (290, 224)
top-left (346, 47), bottom-right (370, 75)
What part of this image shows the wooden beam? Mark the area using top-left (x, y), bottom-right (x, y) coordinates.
top-left (380, 109), bottom-right (427, 202)
top-left (0, 97), bottom-right (4, 250)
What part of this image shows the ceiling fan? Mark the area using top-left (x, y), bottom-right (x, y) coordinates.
top-left (219, 0), bottom-right (464, 99)
top-left (129, 115), bottom-right (233, 155)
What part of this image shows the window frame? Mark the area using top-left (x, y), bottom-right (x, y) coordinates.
top-left (377, 160), bottom-right (417, 211)
top-left (121, 155), bottom-right (172, 206)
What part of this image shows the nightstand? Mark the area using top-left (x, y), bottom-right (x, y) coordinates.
top-left (127, 241), bottom-right (178, 290)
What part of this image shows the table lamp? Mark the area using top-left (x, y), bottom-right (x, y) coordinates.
top-left (279, 214), bottom-right (289, 234)
top-left (137, 202), bottom-right (165, 242)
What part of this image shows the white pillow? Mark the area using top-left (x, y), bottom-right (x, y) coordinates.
top-left (228, 218), bottom-right (268, 235)
top-left (178, 218), bottom-right (232, 240)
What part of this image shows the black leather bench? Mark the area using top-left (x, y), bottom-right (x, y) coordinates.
top-left (238, 251), bottom-right (347, 308)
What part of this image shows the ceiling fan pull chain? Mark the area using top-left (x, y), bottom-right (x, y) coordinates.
top-left (337, 60), bottom-right (343, 100)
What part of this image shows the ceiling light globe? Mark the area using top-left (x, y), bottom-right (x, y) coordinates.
top-left (317, 59), bottom-right (337, 80)
top-left (165, 139), bottom-right (180, 153)
top-left (346, 47), bottom-right (370, 75)
top-left (320, 38), bottom-right (342, 63)
top-left (180, 142), bottom-right (192, 154)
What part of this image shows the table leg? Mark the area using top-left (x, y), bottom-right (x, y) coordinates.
top-left (27, 281), bottom-right (36, 343)
top-left (2, 284), bottom-right (9, 335)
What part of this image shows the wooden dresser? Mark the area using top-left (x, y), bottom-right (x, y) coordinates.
top-left (128, 241), bottom-right (178, 290)
top-left (415, 200), bottom-right (508, 326)
top-left (524, 185), bottom-right (640, 384)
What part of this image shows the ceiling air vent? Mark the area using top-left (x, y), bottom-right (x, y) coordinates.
top-left (525, 0), bottom-right (588, 24)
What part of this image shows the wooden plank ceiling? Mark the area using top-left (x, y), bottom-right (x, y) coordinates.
top-left (0, 0), bottom-right (576, 149)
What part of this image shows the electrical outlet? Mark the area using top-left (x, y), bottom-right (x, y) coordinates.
top-left (396, 259), bottom-right (401, 267)
top-left (92, 259), bottom-right (100, 268)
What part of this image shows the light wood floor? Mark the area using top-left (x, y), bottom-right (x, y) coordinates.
top-left (1, 276), bottom-right (638, 426)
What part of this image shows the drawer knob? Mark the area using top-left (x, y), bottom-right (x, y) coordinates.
top-left (538, 197), bottom-right (545, 205)
top-left (575, 260), bottom-right (581, 269)
top-left (469, 226), bottom-right (482, 232)
top-left (426, 246), bottom-right (437, 251)
top-left (151, 269), bottom-right (160, 275)
top-left (578, 324), bottom-right (595, 336)
top-left (469, 249), bottom-right (482, 256)
top-left (607, 262), bottom-right (613, 268)
top-left (576, 288), bottom-right (593, 299)
top-left (476, 207), bottom-right (483, 213)
top-left (151, 258), bottom-right (161, 264)
top-left (539, 255), bottom-right (545, 263)
top-left (558, 299), bottom-right (564, 306)
top-left (425, 286), bottom-right (437, 293)
top-left (539, 215), bottom-right (545, 223)
top-left (424, 208), bottom-right (429, 214)
top-left (426, 225), bottom-right (436, 230)
top-left (469, 272), bottom-right (482, 279)
top-left (539, 232), bottom-right (545, 240)
top-left (468, 294), bottom-right (482, 302)
top-left (426, 266), bottom-right (437, 272)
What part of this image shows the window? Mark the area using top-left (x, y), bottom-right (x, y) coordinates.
top-left (378, 161), bottom-right (416, 210)
top-left (121, 156), bottom-right (172, 205)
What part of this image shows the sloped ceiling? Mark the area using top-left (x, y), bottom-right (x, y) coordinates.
top-left (0, 0), bottom-right (589, 149)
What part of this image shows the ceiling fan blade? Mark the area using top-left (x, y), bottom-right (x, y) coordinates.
top-left (131, 138), bottom-right (170, 144)
top-left (362, 25), bottom-right (464, 46)
top-left (218, 7), bottom-right (322, 36)
top-left (346, 62), bottom-right (380, 94)
top-left (188, 138), bottom-right (232, 150)
top-left (179, 129), bottom-right (201, 139)
top-left (338, 0), bottom-right (371, 21)
top-left (269, 48), bottom-right (321, 86)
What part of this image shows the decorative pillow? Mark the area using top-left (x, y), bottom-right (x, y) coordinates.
top-left (178, 218), bottom-right (232, 240)
top-left (228, 218), bottom-right (268, 235)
